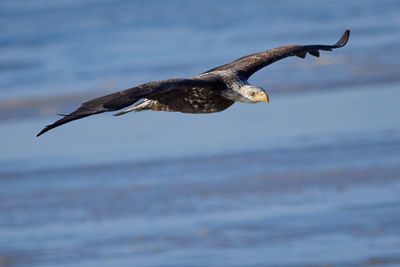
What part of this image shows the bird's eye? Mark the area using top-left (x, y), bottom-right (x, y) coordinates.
top-left (249, 92), bottom-right (255, 96)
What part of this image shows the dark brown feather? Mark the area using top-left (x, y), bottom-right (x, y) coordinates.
top-left (36, 78), bottom-right (229, 136)
top-left (204, 30), bottom-right (350, 80)
top-left (308, 50), bottom-right (320, 57)
top-left (149, 77), bottom-right (233, 113)
top-left (37, 79), bottom-right (184, 136)
top-left (296, 51), bottom-right (307, 58)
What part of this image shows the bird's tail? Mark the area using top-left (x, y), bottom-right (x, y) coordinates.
top-left (36, 90), bottom-right (140, 137)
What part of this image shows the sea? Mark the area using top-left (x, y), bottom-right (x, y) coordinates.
top-left (1, 0), bottom-right (400, 266)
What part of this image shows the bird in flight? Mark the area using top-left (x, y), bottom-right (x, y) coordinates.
top-left (37, 30), bottom-right (349, 136)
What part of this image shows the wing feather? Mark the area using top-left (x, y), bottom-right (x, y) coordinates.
top-left (204, 30), bottom-right (350, 80)
top-left (36, 79), bottom-right (192, 136)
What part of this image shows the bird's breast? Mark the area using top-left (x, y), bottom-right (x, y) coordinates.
top-left (154, 87), bottom-right (234, 114)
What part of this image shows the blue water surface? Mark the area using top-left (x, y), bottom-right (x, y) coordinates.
top-left (1, 1), bottom-right (400, 266)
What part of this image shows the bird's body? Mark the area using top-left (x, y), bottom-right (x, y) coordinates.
top-left (37, 30), bottom-right (349, 136)
top-left (127, 75), bottom-right (234, 114)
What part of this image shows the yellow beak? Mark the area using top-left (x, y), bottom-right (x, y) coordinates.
top-left (252, 91), bottom-right (269, 103)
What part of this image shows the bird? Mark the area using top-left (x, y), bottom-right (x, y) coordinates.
top-left (37, 30), bottom-right (349, 137)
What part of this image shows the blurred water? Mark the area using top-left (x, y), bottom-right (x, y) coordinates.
top-left (1, 1), bottom-right (400, 266)
top-left (0, 0), bottom-right (399, 101)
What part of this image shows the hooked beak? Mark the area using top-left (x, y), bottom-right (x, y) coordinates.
top-left (252, 91), bottom-right (269, 103)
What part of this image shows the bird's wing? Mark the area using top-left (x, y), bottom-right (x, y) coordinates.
top-left (36, 78), bottom-right (201, 136)
top-left (204, 30), bottom-right (350, 80)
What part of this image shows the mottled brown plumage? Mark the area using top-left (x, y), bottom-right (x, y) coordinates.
top-left (37, 30), bottom-right (349, 136)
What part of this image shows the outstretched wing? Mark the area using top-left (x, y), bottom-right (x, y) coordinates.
top-left (204, 30), bottom-right (350, 80)
top-left (36, 78), bottom-right (190, 136)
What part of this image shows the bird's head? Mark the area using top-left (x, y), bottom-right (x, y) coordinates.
top-left (238, 85), bottom-right (269, 104)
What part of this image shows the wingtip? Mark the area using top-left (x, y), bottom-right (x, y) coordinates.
top-left (36, 127), bottom-right (49, 137)
top-left (335, 29), bottom-right (350, 47)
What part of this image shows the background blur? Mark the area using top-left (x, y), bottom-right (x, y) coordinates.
top-left (1, 1), bottom-right (400, 266)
